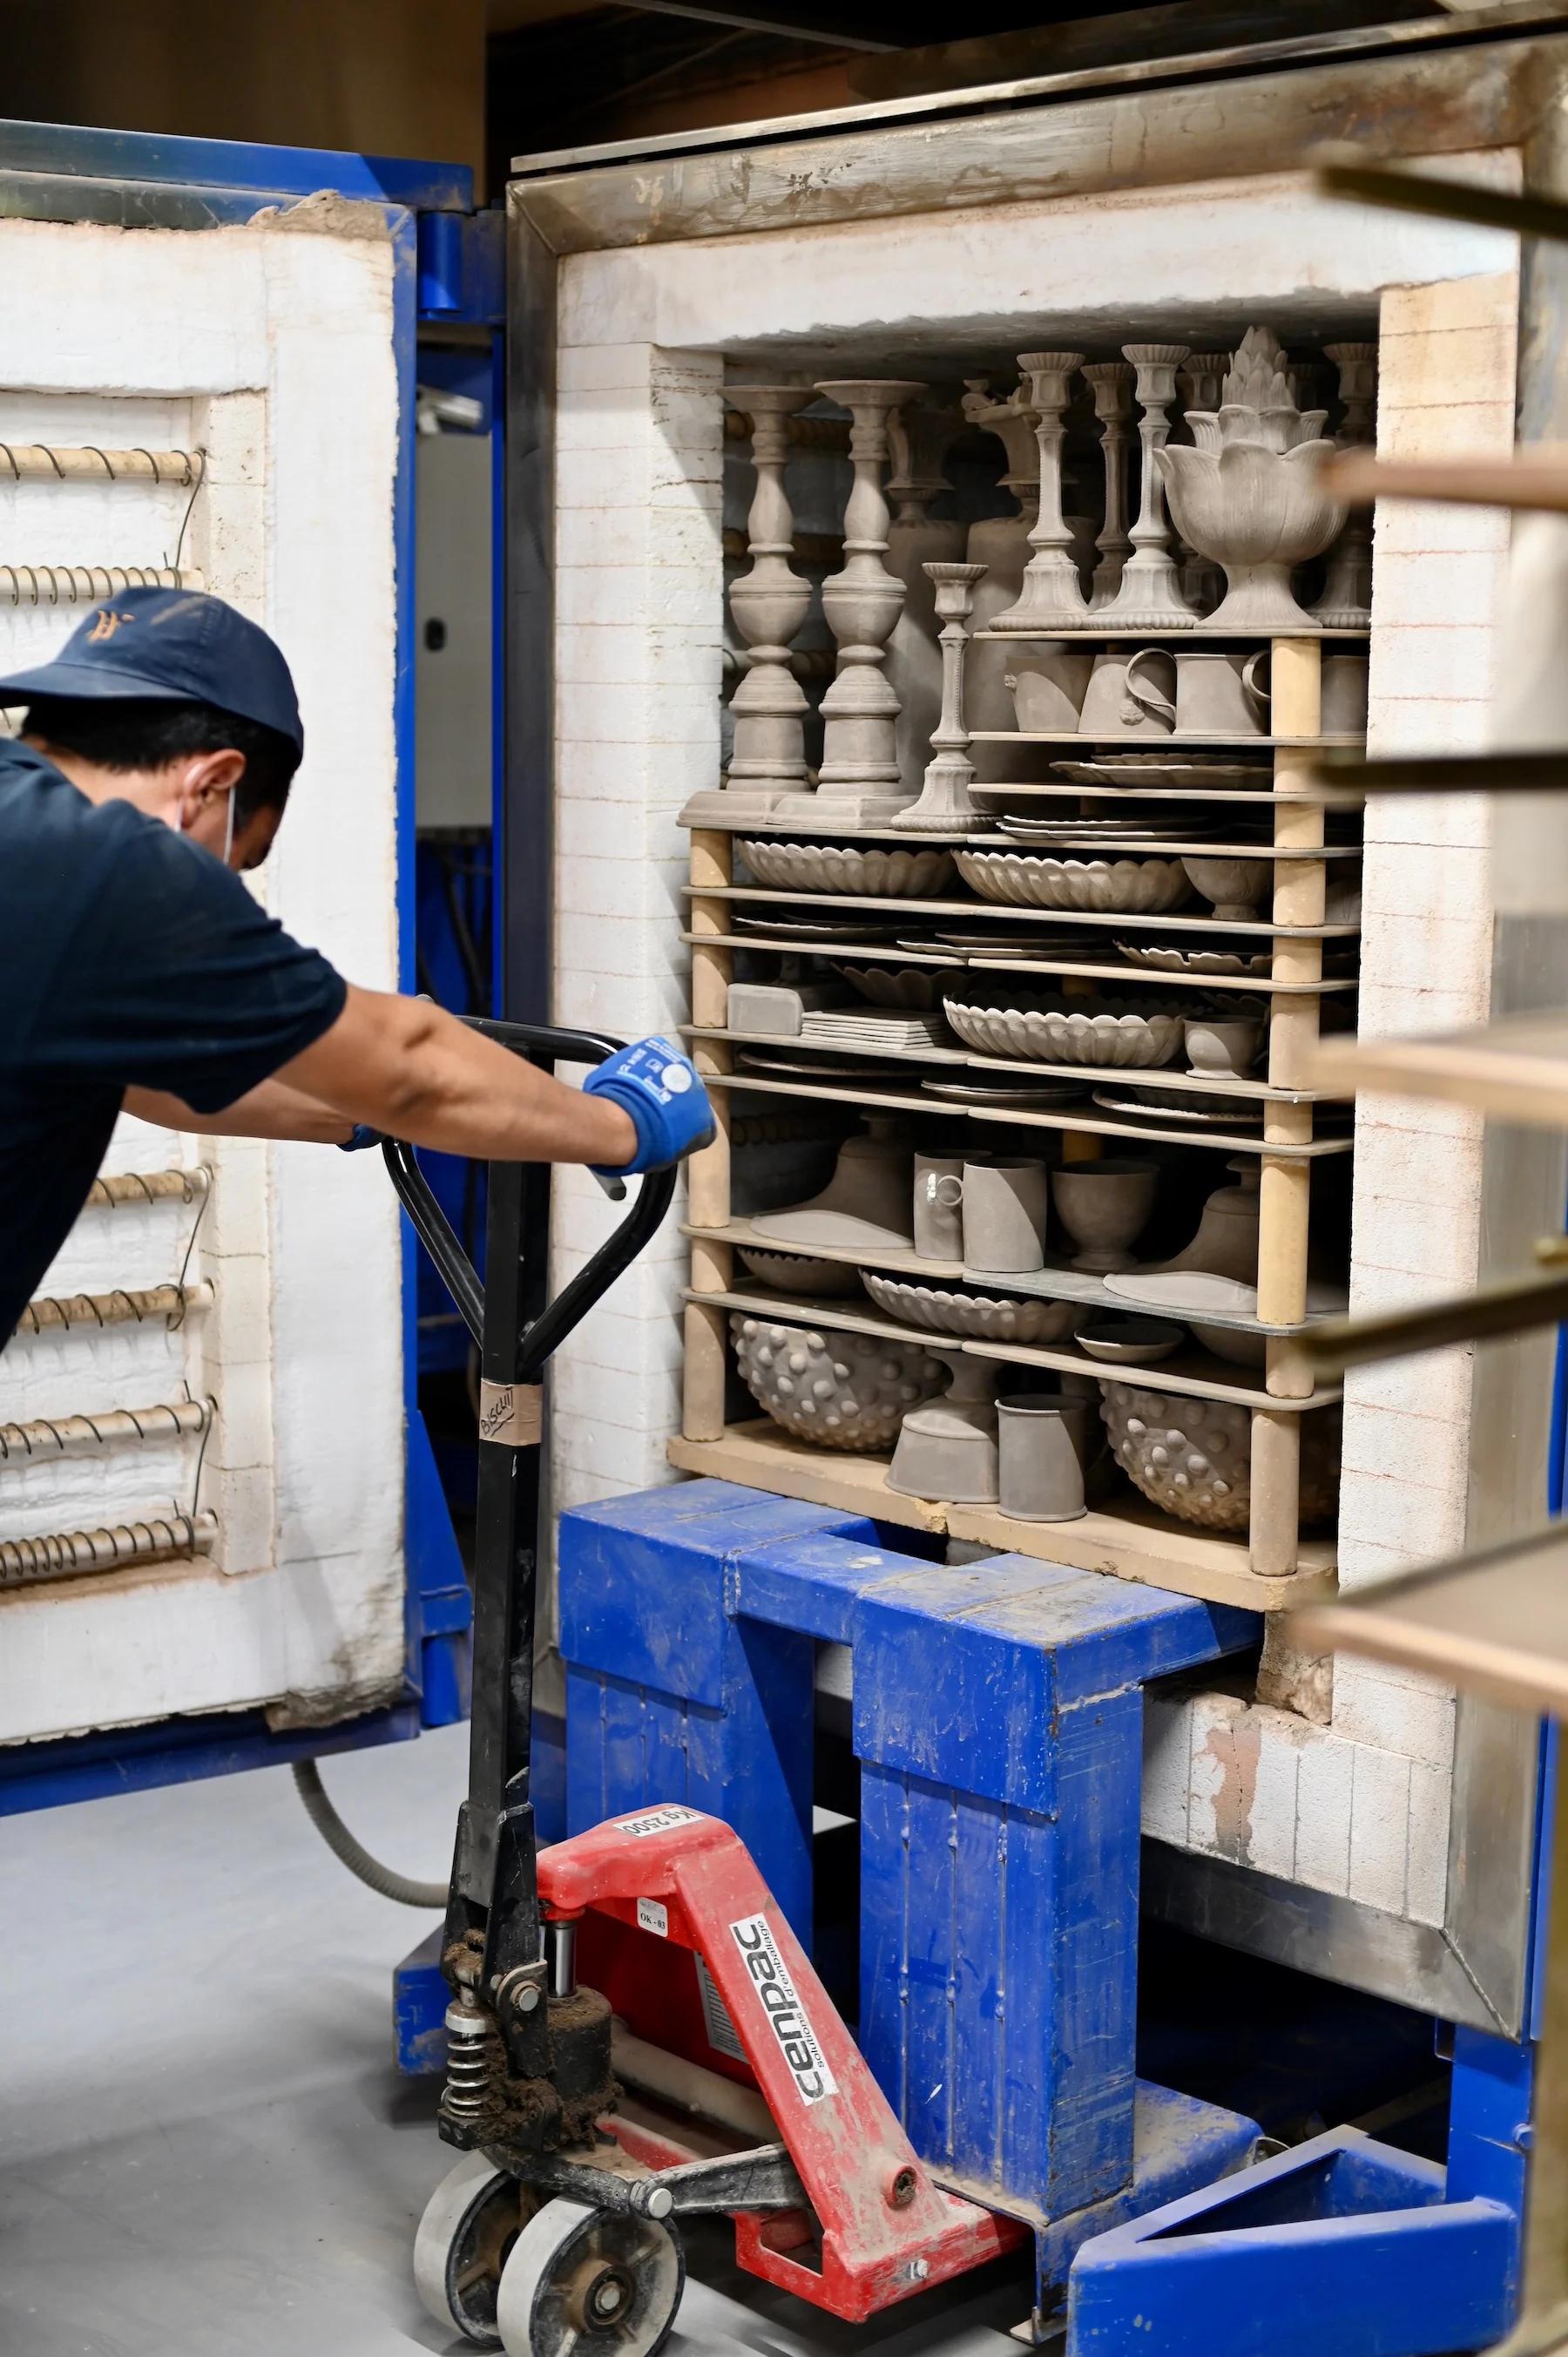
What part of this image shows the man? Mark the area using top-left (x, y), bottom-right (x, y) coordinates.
top-left (0, 586), bottom-right (713, 1343)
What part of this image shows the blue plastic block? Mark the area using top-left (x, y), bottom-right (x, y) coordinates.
top-left (395, 1927), bottom-right (449, 2076)
top-left (1067, 2127), bottom-right (1517, 2356)
top-left (1035, 2083), bottom-right (1260, 2291)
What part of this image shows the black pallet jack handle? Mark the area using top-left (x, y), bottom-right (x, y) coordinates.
top-left (381, 1018), bottom-right (679, 2049)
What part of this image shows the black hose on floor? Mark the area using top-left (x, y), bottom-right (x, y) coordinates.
top-left (291, 1758), bottom-right (447, 1909)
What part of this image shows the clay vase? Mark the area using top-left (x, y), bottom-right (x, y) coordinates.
top-left (997, 1391), bottom-right (1092, 1521)
top-left (1006, 648), bottom-right (1092, 733)
top-left (887, 1357), bottom-right (1000, 1502)
top-left (958, 1156), bottom-right (1051, 1274)
top-left (1051, 1158), bottom-right (1158, 1272)
top-left (1078, 648), bottom-right (1177, 739)
top-left (1173, 650), bottom-right (1270, 738)
top-left (1321, 654), bottom-right (1370, 735)
top-left (1182, 854), bottom-right (1271, 921)
top-left (1159, 1159), bottom-right (1260, 1283)
top-left (914, 1153), bottom-right (965, 1261)
top-left (753, 1134), bottom-right (913, 1249)
top-left (1184, 1014), bottom-right (1264, 1077)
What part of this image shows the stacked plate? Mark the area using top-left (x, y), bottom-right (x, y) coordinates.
top-left (1050, 756), bottom-right (1274, 791)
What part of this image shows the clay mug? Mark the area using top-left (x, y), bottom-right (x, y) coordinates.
top-left (1077, 647), bottom-right (1177, 739)
top-left (914, 1154), bottom-right (965, 1262)
top-left (1173, 649), bottom-right (1270, 737)
top-left (957, 1155), bottom-right (1051, 1274)
top-left (1321, 654), bottom-right (1370, 736)
top-left (1005, 647), bottom-right (1094, 733)
top-left (997, 1390), bottom-right (1093, 1521)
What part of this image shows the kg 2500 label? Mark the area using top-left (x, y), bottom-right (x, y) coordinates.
top-left (729, 1913), bottom-right (838, 2104)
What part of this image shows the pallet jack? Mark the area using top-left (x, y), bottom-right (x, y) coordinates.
top-left (389, 1020), bottom-right (1027, 2356)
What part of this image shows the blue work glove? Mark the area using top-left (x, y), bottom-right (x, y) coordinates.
top-left (337, 1123), bottom-right (382, 1152)
top-left (583, 1036), bottom-right (715, 1175)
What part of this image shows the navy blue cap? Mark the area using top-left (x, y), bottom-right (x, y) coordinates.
top-left (0, 586), bottom-right (303, 755)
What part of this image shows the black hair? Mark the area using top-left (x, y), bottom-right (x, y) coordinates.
top-left (20, 694), bottom-right (300, 826)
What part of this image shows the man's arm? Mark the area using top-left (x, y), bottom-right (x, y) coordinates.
top-left (274, 987), bottom-right (637, 1167)
top-left (125, 1078), bottom-right (354, 1144)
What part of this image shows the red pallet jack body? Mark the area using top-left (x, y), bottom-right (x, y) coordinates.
top-left (540, 1805), bottom-right (1023, 2322)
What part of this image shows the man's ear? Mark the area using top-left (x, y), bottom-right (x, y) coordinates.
top-left (175, 747), bottom-right (246, 830)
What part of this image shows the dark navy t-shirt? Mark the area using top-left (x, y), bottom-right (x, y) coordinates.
top-left (0, 741), bottom-right (347, 1340)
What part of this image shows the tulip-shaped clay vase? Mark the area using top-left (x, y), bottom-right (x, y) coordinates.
top-left (1157, 327), bottom-right (1345, 634)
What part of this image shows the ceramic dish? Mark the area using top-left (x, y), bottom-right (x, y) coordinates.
top-left (737, 1050), bottom-right (914, 1080)
top-left (1074, 1313), bottom-right (1186, 1365)
top-left (921, 1076), bottom-right (1089, 1107)
top-left (736, 839), bottom-right (954, 897)
top-left (862, 1272), bottom-right (1077, 1344)
top-left (943, 991), bottom-right (1184, 1068)
top-left (732, 911), bottom-right (909, 941)
top-left (1115, 938), bottom-right (1273, 979)
top-left (1090, 1083), bottom-right (1266, 1127)
top-left (1050, 757), bottom-right (1274, 790)
top-left (829, 964), bottom-right (943, 1011)
top-left (955, 850), bottom-right (1193, 915)
top-left (735, 1246), bottom-right (865, 1298)
top-left (924, 928), bottom-right (1100, 959)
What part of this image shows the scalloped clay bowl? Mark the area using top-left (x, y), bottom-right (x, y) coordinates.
top-left (830, 964), bottom-right (942, 1011)
top-left (862, 1272), bottom-right (1076, 1344)
top-left (1100, 1384), bottom-right (1342, 1532)
top-left (730, 1315), bottom-right (943, 1450)
top-left (736, 1245), bottom-right (865, 1298)
top-left (737, 839), bottom-right (954, 898)
top-left (943, 991), bottom-right (1182, 1068)
top-left (956, 850), bottom-right (1193, 915)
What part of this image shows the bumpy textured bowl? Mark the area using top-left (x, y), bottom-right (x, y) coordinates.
top-left (737, 839), bottom-right (954, 898)
top-left (829, 964), bottom-right (942, 1011)
top-left (730, 1315), bottom-right (943, 1449)
top-left (862, 1273), bottom-right (1077, 1344)
top-left (943, 991), bottom-right (1183, 1067)
top-left (1099, 1382), bottom-right (1342, 1532)
top-left (735, 1246), bottom-right (864, 1298)
top-left (956, 850), bottom-right (1193, 914)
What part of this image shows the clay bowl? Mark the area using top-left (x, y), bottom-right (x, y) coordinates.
top-left (830, 964), bottom-right (942, 1011)
top-left (956, 850), bottom-right (1193, 916)
top-left (863, 1272), bottom-right (1077, 1344)
top-left (1181, 854), bottom-right (1271, 921)
top-left (943, 990), bottom-right (1183, 1069)
top-left (1074, 1314), bottom-right (1186, 1365)
top-left (737, 839), bottom-right (954, 898)
top-left (736, 1245), bottom-right (864, 1298)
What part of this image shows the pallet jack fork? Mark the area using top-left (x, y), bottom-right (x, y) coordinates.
top-left (389, 1020), bottom-right (1020, 2356)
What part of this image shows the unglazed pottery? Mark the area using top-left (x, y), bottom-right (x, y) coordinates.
top-left (1184, 1013), bottom-right (1265, 1076)
top-left (1098, 344), bottom-right (1200, 627)
top-left (943, 989), bottom-right (1183, 1067)
top-left (958, 1155), bottom-right (1051, 1274)
top-left (1006, 650), bottom-right (1092, 732)
top-left (863, 1271), bottom-right (1077, 1343)
top-left (1051, 1157), bottom-right (1159, 1272)
top-left (736, 1245), bottom-right (865, 1297)
top-left (887, 1357), bottom-right (999, 1501)
top-left (1173, 649), bottom-right (1270, 737)
top-left (1311, 343), bottom-right (1376, 628)
top-left (1052, 756), bottom-right (1273, 791)
top-left (1157, 327), bottom-right (1345, 633)
top-left (896, 560), bottom-right (990, 833)
top-left (753, 1134), bottom-right (914, 1250)
top-left (1321, 653), bottom-right (1371, 735)
top-left (1082, 360), bottom-right (1135, 608)
top-left (957, 848), bottom-right (1193, 914)
top-left (997, 1391), bottom-right (1094, 1521)
top-left (731, 1315), bottom-right (943, 1449)
top-left (914, 1153), bottom-right (965, 1261)
top-left (990, 352), bottom-right (1092, 632)
top-left (1077, 647), bottom-right (1177, 738)
top-left (718, 387), bottom-right (817, 815)
top-left (1150, 1159), bottom-right (1260, 1283)
top-left (831, 964), bottom-right (942, 1011)
top-left (737, 839), bottom-right (954, 897)
top-left (1182, 853), bottom-right (1271, 920)
top-left (1075, 1314), bottom-right (1185, 1365)
top-left (1101, 1385), bottom-right (1342, 1531)
top-left (1117, 938), bottom-right (1272, 979)
top-left (960, 375), bottom-right (1041, 774)
top-left (885, 397), bottom-right (967, 792)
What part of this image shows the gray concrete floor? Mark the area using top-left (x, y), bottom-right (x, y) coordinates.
top-left (0, 1724), bottom-right (1028, 2356)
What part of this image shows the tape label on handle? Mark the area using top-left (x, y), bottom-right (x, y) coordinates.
top-left (478, 1380), bottom-right (543, 1447)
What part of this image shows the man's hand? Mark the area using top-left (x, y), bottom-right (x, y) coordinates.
top-left (582, 1037), bottom-right (714, 1173)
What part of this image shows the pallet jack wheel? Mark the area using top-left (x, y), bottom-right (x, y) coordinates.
top-left (414, 2150), bottom-right (540, 2347)
top-left (495, 2196), bottom-right (686, 2357)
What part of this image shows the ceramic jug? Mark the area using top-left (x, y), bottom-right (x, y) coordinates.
top-left (1005, 647), bottom-right (1093, 733)
top-left (956, 1156), bottom-right (1050, 1273)
top-left (1321, 653), bottom-right (1370, 735)
top-left (1076, 647), bottom-right (1177, 739)
top-left (1173, 649), bottom-right (1270, 737)
top-left (914, 1154), bottom-right (965, 1261)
